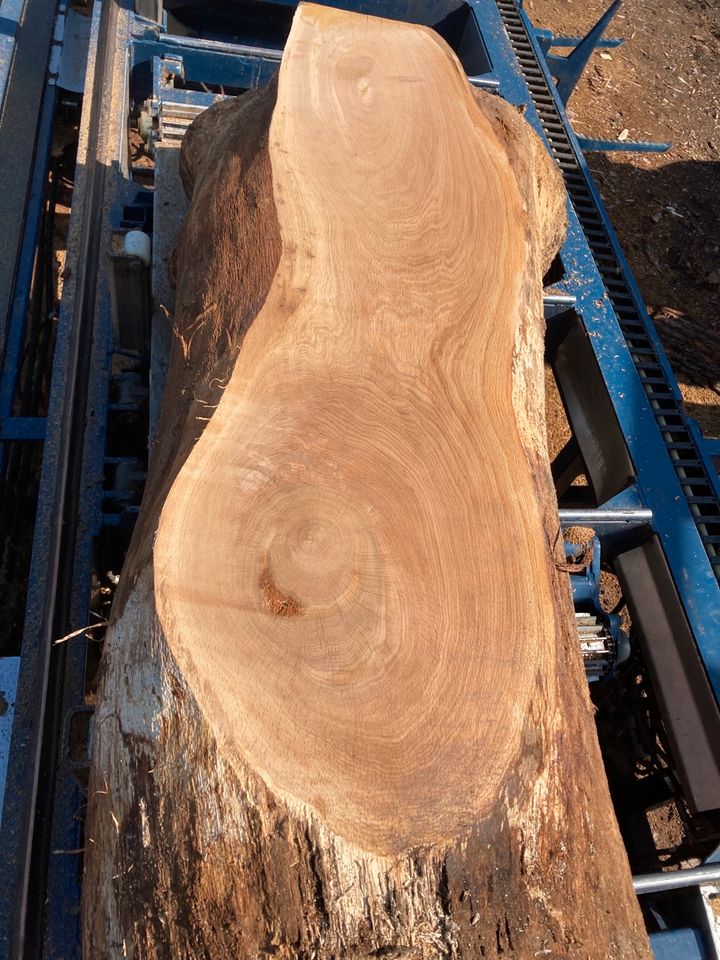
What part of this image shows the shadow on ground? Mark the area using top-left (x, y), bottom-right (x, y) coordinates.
top-left (588, 155), bottom-right (720, 388)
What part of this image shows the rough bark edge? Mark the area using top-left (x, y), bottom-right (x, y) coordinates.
top-left (114, 81), bottom-right (281, 608)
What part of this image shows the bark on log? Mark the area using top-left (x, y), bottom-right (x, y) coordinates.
top-left (83, 5), bottom-right (651, 958)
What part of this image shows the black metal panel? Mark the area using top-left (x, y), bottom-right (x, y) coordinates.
top-left (615, 538), bottom-right (720, 813)
top-left (547, 311), bottom-right (635, 505)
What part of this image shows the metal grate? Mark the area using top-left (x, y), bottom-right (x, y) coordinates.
top-left (495, 0), bottom-right (720, 580)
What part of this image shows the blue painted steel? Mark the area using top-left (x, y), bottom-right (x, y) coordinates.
top-left (0, 656), bottom-right (20, 825)
top-left (132, 24), bottom-right (280, 92)
top-left (568, 537), bottom-right (608, 608)
top-left (249, 0), bottom-right (463, 19)
top-left (533, 28), bottom-right (623, 52)
top-left (0, 0), bottom-right (24, 114)
top-left (133, 36), bottom-right (279, 91)
top-left (541, 0), bottom-right (621, 105)
top-left (568, 537), bottom-right (600, 601)
top-left (152, 47), bottom-right (181, 88)
top-left (688, 420), bottom-right (720, 503)
top-left (649, 928), bottom-right (708, 960)
top-left (0, 416), bottom-right (47, 440)
top-left (0, 75), bottom-right (58, 342)
top-left (703, 438), bottom-right (720, 460)
top-left (568, 536), bottom-right (625, 679)
top-left (577, 135), bottom-right (671, 154)
top-left (601, 486), bottom-right (647, 511)
top-left (0, 37), bottom-right (59, 462)
top-left (467, 0), bottom-right (720, 701)
top-left (0, 0), bottom-right (113, 949)
top-left (151, 52), bottom-right (221, 112)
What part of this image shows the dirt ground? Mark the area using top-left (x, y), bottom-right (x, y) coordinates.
top-left (531, 0), bottom-right (720, 438)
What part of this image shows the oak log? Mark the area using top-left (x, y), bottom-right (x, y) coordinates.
top-left (83, 5), bottom-right (651, 958)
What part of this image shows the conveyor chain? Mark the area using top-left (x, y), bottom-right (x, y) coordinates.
top-left (496, 0), bottom-right (720, 582)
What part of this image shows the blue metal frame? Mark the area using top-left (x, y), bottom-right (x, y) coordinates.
top-left (0, 1), bottom-right (117, 954)
top-left (650, 929), bottom-right (708, 960)
top-left (0, 0), bottom-right (66, 449)
top-left (540, 0), bottom-right (621, 105)
top-left (531, 0), bottom-right (668, 153)
top-left (0, 72), bottom-right (58, 449)
top-left (497, 0), bottom-right (720, 696)
top-left (133, 27), bottom-right (280, 91)
top-left (0, 0), bottom-right (64, 355)
top-left (0, 0), bottom-right (25, 114)
top-left (0, 657), bottom-right (20, 826)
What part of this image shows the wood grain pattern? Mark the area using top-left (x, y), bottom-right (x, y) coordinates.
top-left (156, 2), bottom-right (553, 856)
top-left (83, 5), bottom-right (652, 957)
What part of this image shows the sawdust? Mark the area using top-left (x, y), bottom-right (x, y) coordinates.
top-left (646, 802), bottom-right (692, 858)
top-left (544, 365), bottom-right (570, 460)
top-left (681, 383), bottom-right (720, 439)
top-left (564, 525), bottom-right (595, 547)
top-left (129, 127), bottom-right (154, 169)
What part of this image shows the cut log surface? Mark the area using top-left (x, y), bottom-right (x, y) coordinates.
top-left (84, 5), bottom-right (651, 958)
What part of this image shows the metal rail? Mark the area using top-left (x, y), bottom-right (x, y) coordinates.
top-left (0, 0), bottom-right (119, 954)
top-left (634, 863), bottom-right (720, 895)
top-left (559, 508), bottom-right (652, 524)
top-left (0, 0), bottom-right (60, 355)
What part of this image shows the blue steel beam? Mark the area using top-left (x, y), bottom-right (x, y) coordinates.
top-left (132, 32), bottom-right (280, 90)
top-left (533, 27), bottom-right (623, 53)
top-left (0, 657), bottom-right (20, 826)
top-left (0, 416), bottom-right (47, 440)
top-left (0, 0), bottom-right (25, 112)
top-left (0, 0), bottom-right (118, 951)
top-left (0, 0), bottom-right (60, 355)
top-left (0, 0), bottom-right (62, 484)
top-left (648, 929), bottom-right (707, 960)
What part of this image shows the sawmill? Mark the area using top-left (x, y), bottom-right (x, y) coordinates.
top-left (0, 0), bottom-right (718, 957)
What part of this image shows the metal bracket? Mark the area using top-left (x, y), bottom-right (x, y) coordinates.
top-left (569, 534), bottom-right (630, 680)
top-left (531, 2), bottom-right (671, 152)
top-left (541, 0), bottom-right (622, 105)
top-left (533, 28), bottom-right (623, 56)
top-left (148, 54), bottom-right (222, 144)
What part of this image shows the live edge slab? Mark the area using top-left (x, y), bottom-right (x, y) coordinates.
top-left (83, 5), bottom-right (651, 958)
